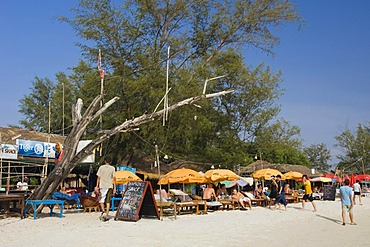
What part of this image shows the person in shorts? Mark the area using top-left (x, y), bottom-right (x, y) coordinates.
top-left (95, 157), bottom-right (116, 221)
top-left (353, 180), bottom-right (362, 205)
top-left (340, 179), bottom-right (356, 225)
top-left (302, 174), bottom-right (317, 212)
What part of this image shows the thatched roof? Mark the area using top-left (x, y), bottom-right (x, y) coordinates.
top-left (0, 127), bottom-right (66, 145)
top-left (240, 161), bottom-right (325, 177)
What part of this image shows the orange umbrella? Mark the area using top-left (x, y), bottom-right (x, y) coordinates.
top-left (283, 171), bottom-right (303, 180)
top-left (115, 170), bottom-right (142, 184)
top-left (158, 168), bottom-right (206, 185)
top-left (204, 169), bottom-right (240, 183)
top-left (252, 168), bottom-right (283, 180)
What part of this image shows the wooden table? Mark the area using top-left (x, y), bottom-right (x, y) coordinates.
top-left (0, 194), bottom-right (25, 219)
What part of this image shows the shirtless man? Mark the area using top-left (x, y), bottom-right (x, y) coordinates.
top-left (203, 184), bottom-right (217, 201)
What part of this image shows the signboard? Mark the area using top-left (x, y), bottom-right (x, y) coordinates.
top-left (323, 185), bottom-right (336, 201)
top-left (115, 181), bottom-right (159, 221)
top-left (0, 144), bottom-right (18, 160)
top-left (16, 139), bottom-right (56, 158)
top-left (76, 140), bottom-right (95, 163)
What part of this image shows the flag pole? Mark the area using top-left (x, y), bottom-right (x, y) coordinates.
top-left (163, 46), bottom-right (170, 126)
top-left (98, 49), bottom-right (105, 156)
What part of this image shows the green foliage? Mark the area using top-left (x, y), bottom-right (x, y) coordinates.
top-left (18, 0), bottom-right (304, 167)
top-left (335, 123), bottom-right (370, 173)
top-left (30, 177), bottom-right (39, 186)
top-left (303, 143), bottom-right (331, 171)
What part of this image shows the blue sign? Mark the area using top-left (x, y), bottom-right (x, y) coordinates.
top-left (16, 139), bottom-right (56, 158)
top-left (117, 166), bottom-right (136, 173)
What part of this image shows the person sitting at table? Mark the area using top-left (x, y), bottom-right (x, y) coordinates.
top-left (255, 184), bottom-right (268, 200)
top-left (216, 184), bottom-right (228, 198)
top-left (232, 189), bottom-right (252, 210)
top-left (16, 177), bottom-right (29, 191)
top-left (203, 184), bottom-right (218, 201)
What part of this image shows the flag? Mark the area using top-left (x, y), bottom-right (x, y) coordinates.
top-left (98, 49), bottom-right (102, 70)
top-left (98, 49), bottom-right (104, 79)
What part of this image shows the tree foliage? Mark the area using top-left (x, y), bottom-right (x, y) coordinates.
top-left (303, 143), bottom-right (331, 171)
top-left (335, 123), bottom-right (370, 174)
top-left (19, 0), bottom-right (304, 167)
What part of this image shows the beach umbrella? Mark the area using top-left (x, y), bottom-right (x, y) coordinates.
top-left (158, 168), bottom-right (206, 185)
top-left (309, 177), bottom-right (332, 183)
top-left (284, 171), bottom-right (303, 180)
top-left (204, 169), bottom-right (240, 183)
top-left (220, 177), bottom-right (252, 188)
top-left (115, 170), bottom-right (142, 184)
top-left (323, 173), bottom-right (342, 183)
top-left (350, 173), bottom-right (356, 186)
top-left (252, 168), bottom-right (283, 180)
top-left (355, 174), bottom-right (370, 181)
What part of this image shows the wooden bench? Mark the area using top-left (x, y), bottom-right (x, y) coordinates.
top-left (250, 198), bottom-right (267, 207)
top-left (218, 199), bottom-right (240, 210)
top-left (24, 200), bottom-right (64, 220)
top-left (175, 201), bottom-right (200, 215)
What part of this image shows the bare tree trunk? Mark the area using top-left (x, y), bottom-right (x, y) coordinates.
top-left (28, 90), bottom-right (233, 200)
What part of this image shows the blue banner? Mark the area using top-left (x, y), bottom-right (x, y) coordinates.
top-left (16, 139), bottom-right (56, 158)
top-left (117, 166), bottom-right (136, 173)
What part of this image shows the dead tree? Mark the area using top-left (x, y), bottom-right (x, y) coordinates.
top-left (28, 89), bottom-right (233, 200)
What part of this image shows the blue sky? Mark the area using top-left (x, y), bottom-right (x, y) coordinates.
top-left (1, 1), bottom-right (369, 165)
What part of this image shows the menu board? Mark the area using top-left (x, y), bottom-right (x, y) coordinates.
top-left (323, 185), bottom-right (336, 201)
top-left (115, 181), bottom-right (159, 221)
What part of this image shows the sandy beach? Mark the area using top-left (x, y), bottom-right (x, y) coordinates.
top-left (1, 197), bottom-right (369, 247)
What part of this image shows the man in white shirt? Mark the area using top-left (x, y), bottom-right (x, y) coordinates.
top-left (95, 157), bottom-right (116, 221)
top-left (353, 180), bottom-right (362, 205)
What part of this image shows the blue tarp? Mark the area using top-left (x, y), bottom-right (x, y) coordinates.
top-left (52, 192), bottom-right (80, 203)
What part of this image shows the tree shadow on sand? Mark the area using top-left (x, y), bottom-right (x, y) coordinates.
top-left (316, 214), bottom-right (342, 225)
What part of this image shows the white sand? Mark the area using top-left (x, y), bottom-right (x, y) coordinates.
top-left (1, 197), bottom-right (369, 247)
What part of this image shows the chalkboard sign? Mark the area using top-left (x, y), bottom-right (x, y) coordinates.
top-left (323, 185), bottom-right (336, 201)
top-left (115, 181), bottom-right (159, 221)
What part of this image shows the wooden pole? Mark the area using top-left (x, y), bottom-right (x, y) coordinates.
top-left (155, 144), bottom-right (163, 220)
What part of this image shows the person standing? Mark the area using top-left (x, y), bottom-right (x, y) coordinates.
top-left (268, 176), bottom-right (278, 209)
top-left (340, 179), bottom-right (356, 225)
top-left (302, 174), bottom-right (317, 212)
top-left (95, 157), bottom-right (116, 221)
top-left (353, 180), bottom-right (362, 205)
top-left (274, 175), bottom-right (287, 210)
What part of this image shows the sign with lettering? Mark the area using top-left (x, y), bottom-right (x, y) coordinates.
top-left (0, 144), bottom-right (18, 160)
top-left (16, 139), bottom-right (56, 158)
top-left (323, 185), bottom-right (336, 201)
top-left (115, 181), bottom-right (159, 221)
